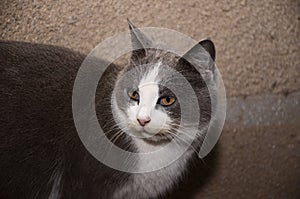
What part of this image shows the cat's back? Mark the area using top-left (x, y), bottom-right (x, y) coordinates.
top-left (0, 41), bottom-right (86, 198)
top-left (0, 40), bottom-right (85, 137)
top-left (0, 40), bottom-right (85, 94)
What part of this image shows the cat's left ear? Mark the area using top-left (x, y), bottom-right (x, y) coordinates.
top-left (127, 19), bottom-right (152, 64)
top-left (178, 39), bottom-right (216, 73)
top-left (198, 39), bottom-right (215, 61)
top-left (181, 39), bottom-right (215, 61)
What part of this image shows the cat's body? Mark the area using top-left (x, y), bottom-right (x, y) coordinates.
top-left (0, 22), bottom-right (217, 199)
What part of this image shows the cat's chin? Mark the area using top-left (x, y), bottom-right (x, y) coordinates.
top-left (128, 128), bottom-right (172, 143)
top-left (140, 131), bottom-right (173, 144)
top-left (141, 136), bottom-right (172, 146)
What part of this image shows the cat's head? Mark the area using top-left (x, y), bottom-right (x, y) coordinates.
top-left (111, 21), bottom-right (216, 144)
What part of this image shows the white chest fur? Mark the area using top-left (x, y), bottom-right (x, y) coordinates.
top-left (112, 138), bottom-right (193, 199)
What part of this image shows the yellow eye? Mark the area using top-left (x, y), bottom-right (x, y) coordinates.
top-left (129, 91), bottom-right (139, 101)
top-left (160, 96), bottom-right (176, 106)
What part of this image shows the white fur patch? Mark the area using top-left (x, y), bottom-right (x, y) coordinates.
top-left (139, 62), bottom-right (161, 87)
top-left (112, 139), bottom-right (194, 199)
top-left (124, 62), bottom-right (172, 137)
top-left (111, 62), bottom-right (192, 198)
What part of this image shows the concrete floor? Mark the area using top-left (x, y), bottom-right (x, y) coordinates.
top-left (1, 0), bottom-right (300, 198)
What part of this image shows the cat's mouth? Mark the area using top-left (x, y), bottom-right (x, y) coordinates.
top-left (125, 122), bottom-right (174, 142)
top-left (142, 132), bottom-right (174, 144)
top-left (136, 128), bottom-right (174, 142)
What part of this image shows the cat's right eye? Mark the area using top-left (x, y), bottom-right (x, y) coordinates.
top-left (129, 91), bottom-right (139, 101)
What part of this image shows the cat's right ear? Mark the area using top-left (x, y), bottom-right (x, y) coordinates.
top-left (127, 19), bottom-right (152, 64)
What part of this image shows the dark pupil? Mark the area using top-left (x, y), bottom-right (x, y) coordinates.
top-left (133, 91), bottom-right (137, 97)
top-left (165, 97), bottom-right (170, 103)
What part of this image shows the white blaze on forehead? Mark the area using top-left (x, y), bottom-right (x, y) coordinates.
top-left (139, 62), bottom-right (161, 86)
top-left (137, 63), bottom-right (161, 119)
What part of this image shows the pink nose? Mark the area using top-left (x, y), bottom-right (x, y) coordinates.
top-left (137, 118), bottom-right (151, 127)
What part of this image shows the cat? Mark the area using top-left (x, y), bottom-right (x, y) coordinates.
top-left (0, 21), bottom-right (217, 199)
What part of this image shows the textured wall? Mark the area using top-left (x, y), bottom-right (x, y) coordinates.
top-left (1, 0), bottom-right (299, 96)
top-left (1, 0), bottom-right (299, 198)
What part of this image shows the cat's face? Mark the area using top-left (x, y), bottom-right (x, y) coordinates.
top-left (112, 57), bottom-right (182, 142)
top-left (110, 21), bottom-right (216, 143)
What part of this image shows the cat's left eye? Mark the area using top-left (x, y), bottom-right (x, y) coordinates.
top-left (159, 96), bottom-right (176, 106)
top-left (129, 90), bottom-right (139, 101)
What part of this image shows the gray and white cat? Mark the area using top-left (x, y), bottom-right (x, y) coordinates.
top-left (0, 21), bottom-right (217, 199)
